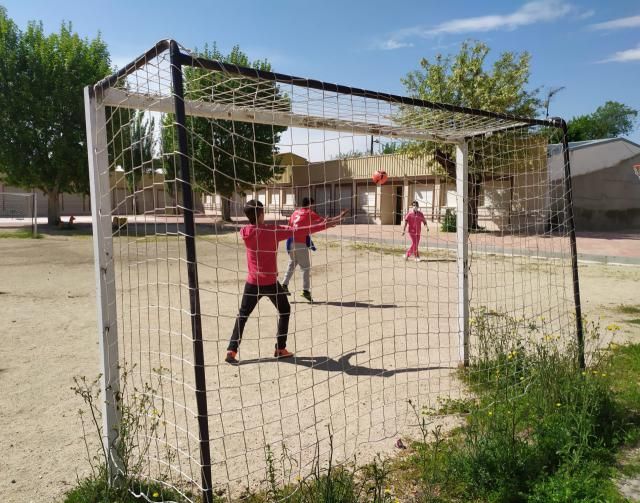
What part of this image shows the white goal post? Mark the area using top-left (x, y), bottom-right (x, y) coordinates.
top-left (0, 192), bottom-right (37, 235)
top-left (84, 39), bottom-right (584, 503)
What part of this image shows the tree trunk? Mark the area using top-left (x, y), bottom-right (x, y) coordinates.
top-left (221, 196), bottom-right (232, 222)
top-left (132, 179), bottom-right (139, 215)
top-left (47, 188), bottom-right (60, 225)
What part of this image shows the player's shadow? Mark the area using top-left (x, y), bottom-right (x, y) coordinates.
top-left (239, 350), bottom-right (452, 376)
top-left (291, 300), bottom-right (398, 308)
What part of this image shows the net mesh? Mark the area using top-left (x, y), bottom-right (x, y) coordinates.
top-left (87, 42), bottom-right (578, 501)
top-left (0, 192), bottom-right (35, 232)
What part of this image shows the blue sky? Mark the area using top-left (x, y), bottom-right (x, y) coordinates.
top-left (3, 0), bottom-right (639, 143)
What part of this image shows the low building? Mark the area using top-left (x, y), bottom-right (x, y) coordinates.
top-left (206, 146), bottom-right (550, 232)
top-left (548, 138), bottom-right (640, 231)
top-left (1, 170), bottom-right (202, 219)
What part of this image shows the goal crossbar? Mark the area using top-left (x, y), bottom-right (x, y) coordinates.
top-left (92, 39), bottom-right (552, 145)
top-left (102, 87), bottom-right (527, 143)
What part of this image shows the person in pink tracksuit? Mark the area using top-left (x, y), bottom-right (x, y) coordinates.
top-left (402, 201), bottom-right (428, 262)
top-left (225, 200), bottom-right (344, 365)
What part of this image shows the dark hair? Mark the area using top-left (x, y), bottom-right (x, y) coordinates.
top-left (412, 201), bottom-right (419, 206)
top-left (301, 197), bottom-right (311, 207)
top-left (244, 199), bottom-right (264, 224)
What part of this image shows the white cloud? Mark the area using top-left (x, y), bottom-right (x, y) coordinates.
top-left (577, 9), bottom-right (595, 20)
top-left (375, 0), bottom-right (582, 50)
top-left (378, 39), bottom-right (414, 51)
top-left (589, 15), bottom-right (640, 30)
top-left (599, 44), bottom-right (640, 63)
top-left (426, 0), bottom-right (572, 35)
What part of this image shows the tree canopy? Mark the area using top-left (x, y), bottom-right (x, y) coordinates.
top-left (0, 8), bottom-right (111, 224)
top-left (563, 101), bottom-right (638, 142)
top-left (162, 44), bottom-right (288, 220)
top-left (399, 41), bottom-right (542, 229)
top-left (402, 41), bottom-right (540, 120)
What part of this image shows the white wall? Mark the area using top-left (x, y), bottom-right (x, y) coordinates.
top-left (548, 139), bottom-right (640, 181)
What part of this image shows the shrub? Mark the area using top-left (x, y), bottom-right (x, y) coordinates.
top-left (441, 209), bottom-right (456, 232)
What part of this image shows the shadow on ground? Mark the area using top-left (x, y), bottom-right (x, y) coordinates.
top-left (239, 350), bottom-right (453, 376)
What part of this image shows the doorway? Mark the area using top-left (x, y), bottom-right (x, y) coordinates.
top-left (395, 186), bottom-right (403, 225)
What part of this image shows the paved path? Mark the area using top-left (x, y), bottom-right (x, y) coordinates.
top-left (20, 216), bottom-right (640, 264)
top-left (325, 223), bottom-right (640, 265)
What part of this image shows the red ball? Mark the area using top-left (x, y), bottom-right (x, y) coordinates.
top-left (372, 170), bottom-right (388, 185)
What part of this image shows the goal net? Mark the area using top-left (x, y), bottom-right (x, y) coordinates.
top-left (0, 192), bottom-right (36, 234)
top-left (85, 40), bottom-right (582, 502)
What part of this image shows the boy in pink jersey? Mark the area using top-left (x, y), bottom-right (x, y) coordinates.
top-left (226, 200), bottom-right (343, 365)
top-left (402, 201), bottom-right (428, 262)
top-left (281, 197), bottom-right (326, 303)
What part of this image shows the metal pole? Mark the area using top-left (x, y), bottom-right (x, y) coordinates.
top-left (169, 40), bottom-right (214, 503)
top-left (32, 192), bottom-right (37, 236)
top-left (456, 142), bottom-right (470, 366)
top-left (84, 86), bottom-right (123, 480)
top-left (557, 119), bottom-right (585, 369)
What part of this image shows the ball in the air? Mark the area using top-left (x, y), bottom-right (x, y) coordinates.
top-left (372, 170), bottom-right (388, 185)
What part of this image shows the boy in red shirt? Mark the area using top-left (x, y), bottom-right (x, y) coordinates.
top-left (281, 197), bottom-right (325, 303)
top-left (226, 200), bottom-right (343, 365)
top-left (402, 201), bottom-right (428, 262)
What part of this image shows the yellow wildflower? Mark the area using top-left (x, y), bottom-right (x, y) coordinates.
top-left (152, 492), bottom-right (160, 498)
top-left (555, 403), bottom-right (561, 407)
top-left (606, 324), bottom-right (621, 331)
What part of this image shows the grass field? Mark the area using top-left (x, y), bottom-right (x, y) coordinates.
top-left (1, 231), bottom-right (639, 502)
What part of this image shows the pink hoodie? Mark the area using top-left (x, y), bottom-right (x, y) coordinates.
top-left (241, 221), bottom-right (328, 285)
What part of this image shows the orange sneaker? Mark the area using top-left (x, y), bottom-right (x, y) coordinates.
top-left (274, 347), bottom-right (294, 359)
top-left (225, 350), bottom-right (239, 365)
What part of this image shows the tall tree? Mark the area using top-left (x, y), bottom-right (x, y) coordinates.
top-left (162, 44), bottom-right (289, 221)
top-left (563, 101), bottom-right (638, 142)
top-left (0, 10), bottom-right (110, 224)
top-left (400, 41), bottom-right (541, 229)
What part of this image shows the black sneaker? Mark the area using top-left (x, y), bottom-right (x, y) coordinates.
top-left (301, 290), bottom-right (313, 303)
top-left (280, 284), bottom-right (291, 296)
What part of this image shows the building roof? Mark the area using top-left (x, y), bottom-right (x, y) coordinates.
top-left (547, 137), bottom-right (640, 180)
top-left (548, 137), bottom-right (640, 156)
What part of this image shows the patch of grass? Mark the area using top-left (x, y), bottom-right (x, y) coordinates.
top-left (65, 369), bottom-right (205, 502)
top-left (434, 397), bottom-right (476, 415)
top-left (0, 229), bottom-right (41, 238)
top-left (618, 457), bottom-right (640, 478)
top-left (64, 475), bottom-right (193, 503)
top-left (350, 241), bottom-right (454, 260)
top-left (605, 343), bottom-right (640, 437)
top-left (528, 462), bottom-right (624, 503)
top-left (383, 313), bottom-right (640, 503)
top-left (615, 304), bottom-right (640, 315)
top-left (351, 241), bottom-right (406, 256)
top-left (627, 318), bottom-right (640, 326)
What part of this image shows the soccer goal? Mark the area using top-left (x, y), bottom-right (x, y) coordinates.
top-left (0, 192), bottom-right (37, 235)
top-left (84, 40), bottom-right (583, 502)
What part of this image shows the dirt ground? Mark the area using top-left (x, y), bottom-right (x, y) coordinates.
top-left (1, 231), bottom-right (639, 502)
